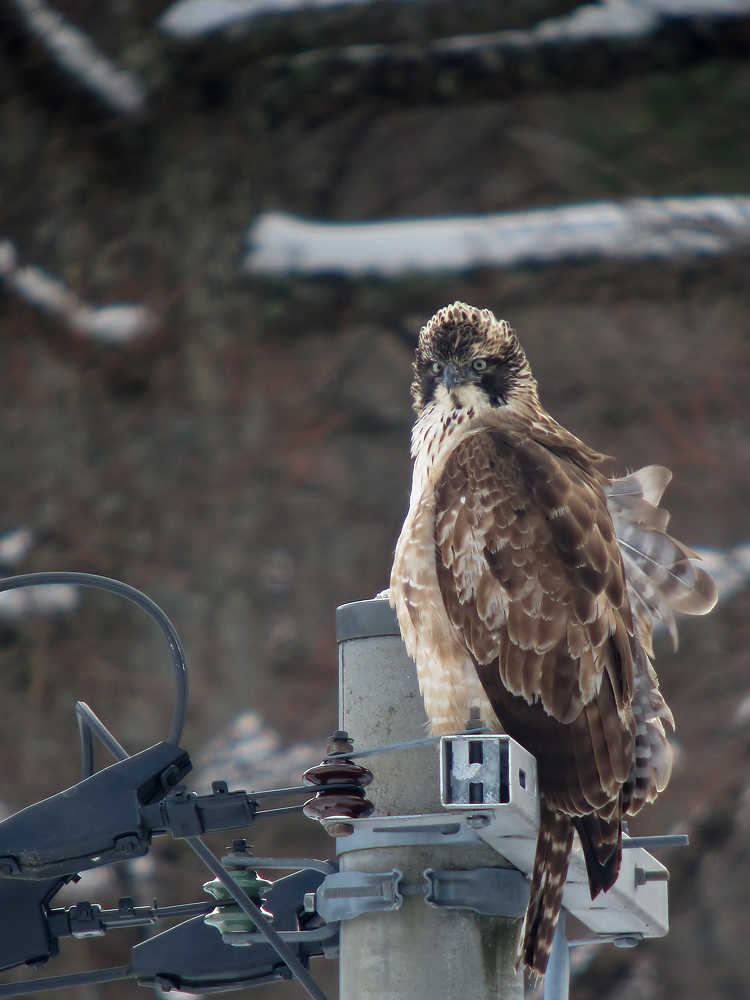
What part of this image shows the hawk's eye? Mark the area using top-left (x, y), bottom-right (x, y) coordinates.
top-left (473, 359), bottom-right (488, 371)
top-left (430, 361), bottom-right (442, 375)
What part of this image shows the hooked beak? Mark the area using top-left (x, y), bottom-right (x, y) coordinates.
top-left (441, 362), bottom-right (461, 392)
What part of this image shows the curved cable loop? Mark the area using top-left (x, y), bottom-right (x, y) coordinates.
top-left (0, 572), bottom-right (188, 747)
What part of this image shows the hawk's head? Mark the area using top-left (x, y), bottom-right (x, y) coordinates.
top-left (411, 302), bottom-right (539, 415)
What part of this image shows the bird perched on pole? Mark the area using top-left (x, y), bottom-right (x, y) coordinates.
top-left (390, 302), bottom-right (717, 978)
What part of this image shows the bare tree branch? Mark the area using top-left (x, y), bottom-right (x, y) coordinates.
top-left (0, 239), bottom-right (156, 344)
top-left (244, 196), bottom-right (750, 276)
top-left (257, 0), bottom-right (750, 115)
top-left (0, 529), bottom-right (80, 618)
top-left (8, 0), bottom-right (148, 114)
top-left (159, 0), bottom-right (583, 52)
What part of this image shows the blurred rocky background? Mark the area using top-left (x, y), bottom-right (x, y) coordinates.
top-left (1, 1), bottom-right (750, 998)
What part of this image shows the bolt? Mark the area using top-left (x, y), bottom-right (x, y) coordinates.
top-left (466, 815), bottom-right (490, 829)
top-left (327, 731), bottom-right (355, 756)
top-left (613, 936), bottom-right (640, 949)
top-left (634, 867), bottom-right (669, 887)
top-left (465, 707), bottom-right (484, 731)
top-left (303, 892), bottom-right (317, 914)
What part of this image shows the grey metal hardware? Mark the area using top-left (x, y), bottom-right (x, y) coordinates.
top-left (312, 866), bottom-right (529, 921)
top-left (440, 734), bottom-right (539, 836)
top-left (314, 870), bottom-right (403, 923)
top-left (622, 834), bottom-right (689, 850)
top-left (423, 867), bottom-right (529, 918)
top-left (219, 855), bottom-right (336, 875)
top-left (206, 924), bottom-right (339, 947)
top-left (544, 912), bottom-right (570, 1000)
top-left (634, 866), bottom-right (670, 887)
top-left (443, 736), bottom-right (505, 804)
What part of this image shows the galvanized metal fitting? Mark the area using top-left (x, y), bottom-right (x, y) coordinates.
top-left (314, 870), bottom-right (403, 923)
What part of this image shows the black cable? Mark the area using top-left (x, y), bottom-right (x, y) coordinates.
top-left (0, 572), bottom-right (188, 747)
top-left (75, 701), bottom-right (129, 779)
top-left (0, 967), bottom-right (133, 998)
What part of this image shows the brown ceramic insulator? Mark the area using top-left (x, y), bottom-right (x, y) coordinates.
top-left (302, 758), bottom-right (373, 788)
top-left (302, 791), bottom-right (374, 823)
top-left (302, 750), bottom-right (374, 837)
top-left (303, 790), bottom-right (374, 837)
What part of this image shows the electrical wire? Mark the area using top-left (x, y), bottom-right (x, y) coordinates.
top-left (338, 735), bottom-right (441, 760)
top-left (0, 572), bottom-right (188, 747)
top-left (0, 573), bottom-right (333, 998)
top-left (75, 701), bottom-right (129, 779)
top-left (0, 967), bottom-right (134, 998)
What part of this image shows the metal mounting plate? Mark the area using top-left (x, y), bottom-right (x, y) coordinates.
top-left (338, 733), bottom-right (671, 940)
top-left (439, 735), bottom-right (670, 939)
top-left (424, 867), bottom-right (529, 918)
top-left (315, 870), bottom-right (403, 923)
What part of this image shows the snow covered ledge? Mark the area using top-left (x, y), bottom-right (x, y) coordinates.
top-left (244, 196), bottom-right (750, 277)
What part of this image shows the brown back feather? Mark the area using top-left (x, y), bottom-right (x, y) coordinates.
top-left (433, 425), bottom-right (637, 976)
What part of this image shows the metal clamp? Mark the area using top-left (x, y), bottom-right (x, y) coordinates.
top-left (314, 870), bottom-right (403, 923)
top-left (312, 866), bottom-right (529, 922)
top-left (424, 867), bottom-right (529, 918)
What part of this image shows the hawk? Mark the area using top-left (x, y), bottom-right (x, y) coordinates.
top-left (389, 302), bottom-right (717, 977)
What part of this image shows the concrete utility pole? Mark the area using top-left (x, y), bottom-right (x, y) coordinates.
top-left (335, 598), bottom-right (525, 1000)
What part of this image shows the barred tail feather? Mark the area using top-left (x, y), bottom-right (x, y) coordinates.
top-left (606, 466), bottom-right (699, 814)
top-left (605, 464), bottom-right (672, 512)
top-left (623, 631), bottom-right (674, 815)
top-left (605, 465), bottom-right (718, 651)
top-left (573, 802), bottom-right (622, 897)
top-left (520, 801), bottom-right (574, 979)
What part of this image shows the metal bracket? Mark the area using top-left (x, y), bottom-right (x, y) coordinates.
top-left (205, 924), bottom-right (340, 947)
top-left (314, 870), bottom-right (402, 923)
top-left (68, 902), bottom-right (106, 939)
top-left (313, 866), bottom-right (529, 922)
top-left (441, 734), bottom-right (539, 829)
top-left (424, 867), bottom-right (529, 918)
top-left (336, 811), bottom-right (482, 852)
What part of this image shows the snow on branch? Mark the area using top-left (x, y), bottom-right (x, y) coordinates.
top-left (192, 711), bottom-right (319, 793)
top-left (0, 528), bottom-right (80, 619)
top-left (158, 0), bottom-right (580, 46)
top-left (244, 196), bottom-right (750, 277)
top-left (257, 0), bottom-right (750, 114)
top-left (0, 240), bottom-right (156, 345)
top-left (0, 583), bottom-right (80, 618)
top-left (9, 0), bottom-right (147, 115)
top-left (0, 529), bottom-right (34, 571)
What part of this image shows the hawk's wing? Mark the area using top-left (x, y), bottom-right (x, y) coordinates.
top-left (433, 427), bottom-right (635, 816)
